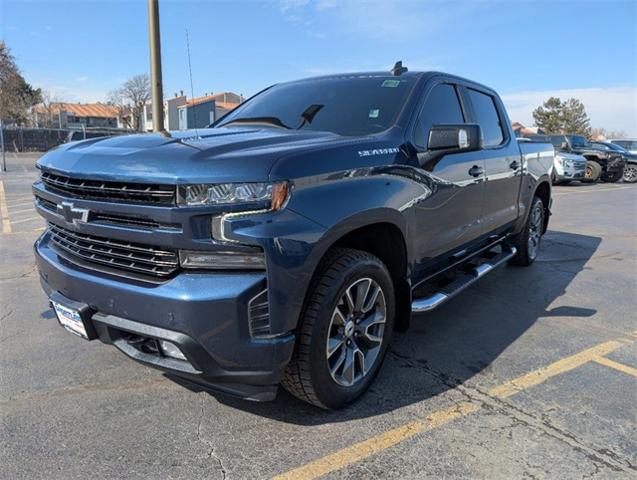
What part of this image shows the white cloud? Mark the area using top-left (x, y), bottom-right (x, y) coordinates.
top-left (502, 86), bottom-right (637, 137)
top-left (75, 76), bottom-right (89, 82)
top-left (273, 0), bottom-right (477, 41)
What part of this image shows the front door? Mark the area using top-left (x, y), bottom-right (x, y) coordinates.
top-left (410, 82), bottom-right (486, 276)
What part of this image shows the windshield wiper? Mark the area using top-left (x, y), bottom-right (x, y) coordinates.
top-left (220, 117), bottom-right (291, 129)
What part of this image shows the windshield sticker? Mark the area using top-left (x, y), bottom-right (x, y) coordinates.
top-left (368, 109), bottom-right (380, 119)
top-left (358, 147), bottom-right (400, 157)
top-left (381, 79), bottom-right (400, 88)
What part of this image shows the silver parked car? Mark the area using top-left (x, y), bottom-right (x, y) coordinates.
top-left (552, 151), bottom-right (588, 184)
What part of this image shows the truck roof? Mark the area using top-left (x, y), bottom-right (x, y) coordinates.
top-left (280, 70), bottom-right (498, 95)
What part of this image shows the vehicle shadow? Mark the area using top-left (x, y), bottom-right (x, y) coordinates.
top-left (172, 229), bottom-right (601, 424)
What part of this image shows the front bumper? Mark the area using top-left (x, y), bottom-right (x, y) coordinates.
top-left (555, 160), bottom-right (587, 181)
top-left (36, 232), bottom-right (295, 401)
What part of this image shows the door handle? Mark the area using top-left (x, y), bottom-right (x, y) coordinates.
top-left (468, 165), bottom-right (484, 177)
top-left (509, 160), bottom-right (520, 170)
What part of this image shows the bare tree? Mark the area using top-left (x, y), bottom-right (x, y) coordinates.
top-left (106, 89), bottom-right (133, 129)
top-left (37, 90), bottom-right (63, 128)
top-left (589, 127), bottom-right (628, 141)
top-left (113, 74), bottom-right (150, 131)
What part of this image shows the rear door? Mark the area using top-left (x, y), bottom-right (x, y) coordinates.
top-left (410, 81), bottom-right (486, 265)
top-left (463, 87), bottom-right (522, 235)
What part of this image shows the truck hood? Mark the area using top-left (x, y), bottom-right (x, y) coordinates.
top-left (37, 127), bottom-right (346, 184)
top-left (555, 151), bottom-right (587, 162)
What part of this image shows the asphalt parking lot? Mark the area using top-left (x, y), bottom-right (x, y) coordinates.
top-left (1, 152), bottom-right (635, 479)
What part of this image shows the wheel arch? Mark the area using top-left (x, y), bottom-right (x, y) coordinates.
top-left (307, 218), bottom-right (412, 333)
top-left (533, 180), bottom-right (551, 234)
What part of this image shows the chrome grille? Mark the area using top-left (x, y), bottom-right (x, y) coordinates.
top-left (41, 171), bottom-right (175, 204)
top-left (48, 223), bottom-right (179, 278)
top-left (36, 197), bottom-right (179, 230)
top-left (91, 213), bottom-right (179, 230)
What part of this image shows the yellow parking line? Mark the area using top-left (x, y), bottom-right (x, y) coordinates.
top-left (592, 356), bottom-right (637, 378)
top-left (489, 341), bottom-right (624, 398)
top-left (0, 181), bottom-right (12, 234)
top-left (273, 403), bottom-right (478, 480)
top-left (273, 338), bottom-right (629, 480)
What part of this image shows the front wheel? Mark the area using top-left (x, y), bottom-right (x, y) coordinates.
top-left (623, 164), bottom-right (637, 183)
top-left (601, 170), bottom-right (624, 183)
top-left (510, 196), bottom-right (545, 266)
top-left (583, 161), bottom-right (602, 183)
top-left (282, 248), bottom-right (395, 409)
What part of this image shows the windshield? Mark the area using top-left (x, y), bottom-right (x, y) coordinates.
top-left (567, 135), bottom-right (590, 148)
top-left (216, 76), bottom-right (417, 136)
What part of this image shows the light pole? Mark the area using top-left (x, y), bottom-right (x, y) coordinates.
top-left (148, 0), bottom-right (165, 133)
top-left (0, 119), bottom-right (6, 172)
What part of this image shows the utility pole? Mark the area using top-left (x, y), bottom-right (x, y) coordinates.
top-left (148, 0), bottom-right (165, 133)
top-left (0, 119), bottom-right (6, 172)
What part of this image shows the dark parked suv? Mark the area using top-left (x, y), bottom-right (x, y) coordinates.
top-left (34, 66), bottom-right (553, 408)
top-left (548, 134), bottom-right (625, 183)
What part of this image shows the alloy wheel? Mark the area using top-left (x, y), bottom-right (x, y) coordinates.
top-left (326, 277), bottom-right (386, 387)
top-left (623, 165), bottom-right (637, 183)
top-left (527, 202), bottom-right (544, 260)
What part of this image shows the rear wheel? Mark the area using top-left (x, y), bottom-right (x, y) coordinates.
top-left (583, 161), bottom-right (601, 183)
top-left (510, 196), bottom-right (545, 266)
top-left (282, 248), bottom-right (395, 409)
top-left (623, 164), bottom-right (637, 183)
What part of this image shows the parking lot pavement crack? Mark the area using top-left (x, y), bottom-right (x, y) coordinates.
top-left (0, 265), bottom-right (36, 282)
top-left (581, 460), bottom-right (606, 480)
top-left (387, 349), bottom-right (635, 475)
top-left (196, 395), bottom-right (228, 480)
top-left (0, 308), bottom-right (13, 326)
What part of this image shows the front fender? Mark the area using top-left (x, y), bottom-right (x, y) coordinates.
top-left (220, 171), bottom-right (427, 333)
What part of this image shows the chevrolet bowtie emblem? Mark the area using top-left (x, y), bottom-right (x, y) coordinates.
top-left (57, 201), bottom-right (90, 225)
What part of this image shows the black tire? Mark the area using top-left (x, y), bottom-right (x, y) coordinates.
top-left (601, 169), bottom-right (623, 183)
top-left (281, 247), bottom-right (395, 409)
top-left (510, 196), bottom-right (545, 266)
top-left (583, 160), bottom-right (602, 183)
top-left (623, 164), bottom-right (637, 183)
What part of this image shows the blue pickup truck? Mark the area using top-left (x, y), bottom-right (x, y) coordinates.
top-left (33, 65), bottom-right (553, 408)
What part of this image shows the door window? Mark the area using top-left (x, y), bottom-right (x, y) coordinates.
top-left (467, 89), bottom-right (504, 147)
top-left (415, 84), bottom-right (464, 147)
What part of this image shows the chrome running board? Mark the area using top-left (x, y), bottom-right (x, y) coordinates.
top-left (411, 246), bottom-right (517, 313)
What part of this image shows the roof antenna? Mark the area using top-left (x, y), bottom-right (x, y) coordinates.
top-left (185, 28), bottom-right (200, 139)
top-left (391, 61), bottom-right (408, 76)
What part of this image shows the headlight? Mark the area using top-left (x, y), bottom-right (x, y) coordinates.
top-left (178, 181), bottom-right (289, 210)
top-left (179, 250), bottom-right (265, 269)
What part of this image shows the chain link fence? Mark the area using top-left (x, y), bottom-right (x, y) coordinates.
top-left (0, 127), bottom-right (134, 153)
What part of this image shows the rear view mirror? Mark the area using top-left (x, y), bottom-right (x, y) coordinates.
top-left (428, 124), bottom-right (483, 152)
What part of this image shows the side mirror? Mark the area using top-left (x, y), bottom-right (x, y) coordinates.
top-left (428, 124), bottom-right (483, 152)
top-left (560, 141), bottom-right (569, 150)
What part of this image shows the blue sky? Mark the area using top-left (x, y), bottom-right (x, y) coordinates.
top-left (2, 0), bottom-right (636, 134)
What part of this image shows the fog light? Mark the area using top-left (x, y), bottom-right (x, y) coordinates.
top-left (159, 340), bottom-right (187, 361)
